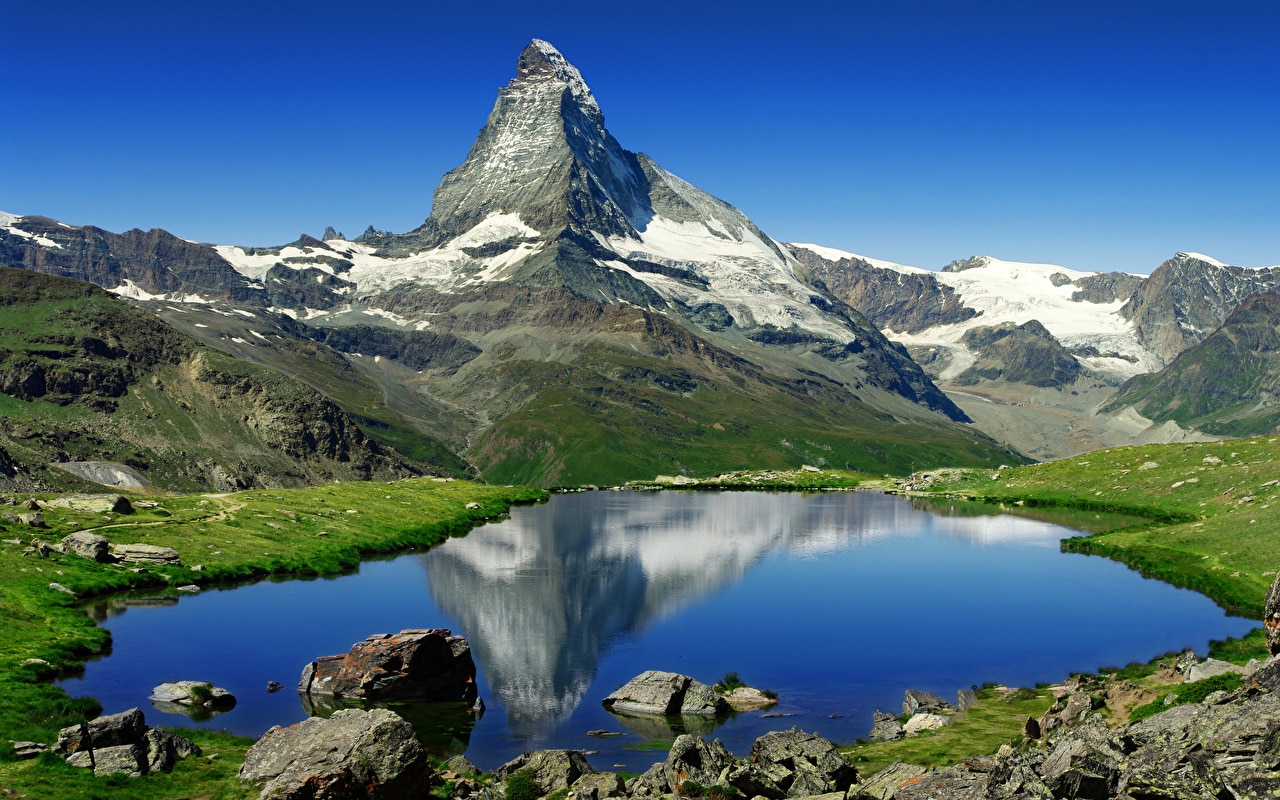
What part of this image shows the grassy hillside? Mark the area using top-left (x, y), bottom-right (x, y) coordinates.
top-left (0, 478), bottom-right (544, 798)
top-left (0, 268), bottom-right (464, 491)
top-left (914, 437), bottom-right (1280, 616)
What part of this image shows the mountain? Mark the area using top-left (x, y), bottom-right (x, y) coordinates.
top-left (0, 267), bottom-right (437, 492)
top-left (1106, 290), bottom-right (1280, 437)
top-left (787, 245), bottom-right (1279, 459)
top-left (0, 41), bottom-right (1022, 486)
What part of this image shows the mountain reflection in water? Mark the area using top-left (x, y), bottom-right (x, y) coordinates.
top-left (422, 491), bottom-right (1090, 736)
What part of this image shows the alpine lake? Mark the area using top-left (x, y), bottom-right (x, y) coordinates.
top-left (59, 490), bottom-right (1256, 773)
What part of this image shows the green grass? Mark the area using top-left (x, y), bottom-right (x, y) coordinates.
top-left (0, 478), bottom-right (545, 798)
top-left (1128, 672), bottom-right (1245, 723)
top-left (916, 436), bottom-right (1280, 617)
top-left (843, 687), bottom-right (1054, 779)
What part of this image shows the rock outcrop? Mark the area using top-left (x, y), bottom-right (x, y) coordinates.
top-left (53, 707), bottom-right (201, 778)
top-left (111, 543), bottom-right (182, 565)
top-left (239, 708), bottom-right (433, 800)
top-left (602, 671), bottom-right (729, 716)
top-left (298, 628), bottom-right (478, 704)
top-left (496, 750), bottom-right (595, 795)
top-left (1268, 569), bottom-right (1280, 655)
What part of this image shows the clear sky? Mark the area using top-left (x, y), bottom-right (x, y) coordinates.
top-left (2, 0), bottom-right (1277, 273)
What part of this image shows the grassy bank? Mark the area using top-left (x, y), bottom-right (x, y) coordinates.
top-left (0, 478), bottom-right (546, 798)
top-left (912, 437), bottom-right (1280, 617)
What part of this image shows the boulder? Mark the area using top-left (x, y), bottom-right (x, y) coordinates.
top-left (1266, 569), bottom-right (1280, 655)
top-left (749, 728), bottom-right (858, 798)
top-left (444, 754), bottom-right (479, 776)
top-left (1058, 691), bottom-right (1093, 725)
top-left (298, 628), bottom-right (478, 703)
top-left (144, 728), bottom-right (203, 774)
top-left (570, 772), bottom-right (627, 800)
top-left (850, 761), bottom-right (925, 800)
top-left (889, 764), bottom-right (989, 800)
top-left (55, 707), bottom-right (147, 755)
top-left (1038, 715), bottom-right (1124, 799)
top-left (16, 511), bottom-right (45, 527)
top-left (112, 543), bottom-right (182, 565)
top-left (602, 670), bottom-right (729, 716)
top-left (1184, 657), bottom-right (1245, 683)
top-left (869, 710), bottom-right (904, 742)
top-left (955, 688), bottom-right (978, 712)
top-left (495, 750), bottom-right (595, 794)
top-left (902, 689), bottom-right (953, 716)
top-left (723, 686), bottom-right (777, 710)
top-left (149, 680), bottom-right (236, 713)
top-left (239, 708), bottom-right (433, 800)
top-left (635, 734), bottom-right (735, 795)
top-left (903, 713), bottom-right (950, 735)
top-left (61, 531), bottom-right (112, 562)
top-left (45, 493), bottom-right (134, 514)
top-left (66, 742), bottom-right (148, 778)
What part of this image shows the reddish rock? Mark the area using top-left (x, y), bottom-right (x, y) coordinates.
top-left (1267, 569), bottom-right (1280, 655)
top-left (298, 629), bottom-right (478, 704)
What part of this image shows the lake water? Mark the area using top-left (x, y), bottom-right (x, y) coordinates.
top-left (60, 490), bottom-right (1255, 772)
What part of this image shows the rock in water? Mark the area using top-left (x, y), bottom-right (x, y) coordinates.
top-left (601, 670), bottom-right (729, 716)
top-left (298, 628), bottom-right (478, 703)
top-left (1267, 569), bottom-right (1280, 655)
top-left (240, 708), bottom-right (432, 800)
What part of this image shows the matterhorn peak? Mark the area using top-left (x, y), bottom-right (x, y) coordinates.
top-left (516, 39), bottom-right (601, 121)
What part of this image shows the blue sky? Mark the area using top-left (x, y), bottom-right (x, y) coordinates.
top-left (2, 1), bottom-right (1277, 273)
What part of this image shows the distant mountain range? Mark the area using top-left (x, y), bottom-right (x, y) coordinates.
top-left (1, 40), bottom-right (1277, 488)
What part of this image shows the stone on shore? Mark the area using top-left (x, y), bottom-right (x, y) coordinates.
top-left (239, 708), bottom-right (432, 800)
top-left (113, 543), bottom-right (182, 565)
top-left (749, 728), bottom-right (858, 798)
top-left (1184, 657), bottom-right (1246, 683)
top-left (902, 689), bottom-right (953, 716)
top-left (298, 628), bottom-right (478, 704)
top-left (55, 707), bottom-right (147, 755)
top-left (495, 749), bottom-right (595, 795)
top-left (1266, 568), bottom-right (1280, 655)
top-left (61, 531), bottom-right (112, 562)
top-left (45, 493), bottom-right (134, 514)
top-left (602, 670), bottom-right (729, 716)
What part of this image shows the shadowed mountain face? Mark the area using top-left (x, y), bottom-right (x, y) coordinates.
top-left (0, 42), bottom-right (1022, 486)
top-left (1108, 290), bottom-right (1280, 436)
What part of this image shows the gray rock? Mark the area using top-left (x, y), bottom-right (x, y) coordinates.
top-left (112, 543), bottom-right (182, 565)
top-left (749, 728), bottom-right (858, 798)
top-left (16, 511), bottom-right (45, 527)
top-left (571, 772), bottom-right (628, 800)
top-left (67, 742), bottom-right (148, 777)
top-left (1039, 715), bottom-right (1123, 799)
top-left (1185, 657), bottom-right (1245, 683)
top-left (1023, 715), bottom-right (1042, 739)
top-left (654, 734), bottom-right (736, 793)
top-left (902, 689), bottom-right (953, 716)
top-left (903, 713), bottom-right (950, 735)
top-left (9, 740), bottom-right (47, 759)
top-left (1266, 570), bottom-right (1280, 655)
top-left (239, 708), bottom-right (433, 800)
top-left (956, 688), bottom-right (978, 712)
top-left (444, 754), bottom-right (479, 776)
top-left (55, 707), bottom-right (147, 756)
top-left (144, 728), bottom-right (202, 773)
top-left (495, 749), bottom-right (595, 794)
top-left (602, 670), bottom-right (728, 716)
top-left (45, 493), bottom-right (134, 514)
top-left (869, 710), bottom-right (903, 742)
top-left (1058, 691), bottom-right (1093, 725)
top-left (891, 764), bottom-right (989, 800)
top-left (850, 761), bottom-right (925, 800)
top-left (149, 681), bottom-right (236, 711)
top-left (61, 531), bottom-right (112, 562)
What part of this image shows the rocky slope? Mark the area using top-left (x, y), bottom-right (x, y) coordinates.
top-left (0, 268), bottom-right (429, 491)
top-left (0, 41), bottom-right (1022, 486)
top-left (788, 245), bottom-right (1279, 459)
top-left (1107, 289), bottom-right (1280, 437)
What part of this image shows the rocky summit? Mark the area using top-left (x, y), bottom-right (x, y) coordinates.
top-left (0, 42), bottom-right (1022, 487)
